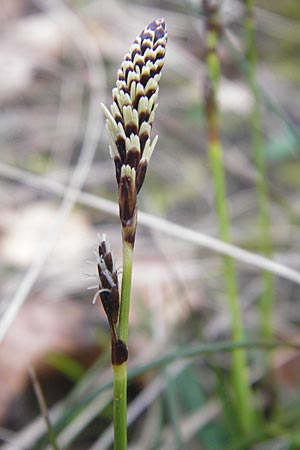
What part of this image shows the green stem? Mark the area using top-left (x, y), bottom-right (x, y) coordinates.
top-left (113, 363), bottom-right (127, 450)
top-left (208, 133), bottom-right (254, 435)
top-left (244, 0), bottom-right (274, 341)
top-left (203, 0), bottom-right (254, 434)
top-left (112, 237), bottom-right (134, 450)
top-left (118, 239), bottom-right (134, 344)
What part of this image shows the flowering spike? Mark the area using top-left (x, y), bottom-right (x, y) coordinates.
top-left (96, 236), bottom-right (119, 325)
top-left (101, 18), bottom-right (167, 193)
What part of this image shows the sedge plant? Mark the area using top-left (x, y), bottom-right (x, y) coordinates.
top-left (95, 19), bottom-right (167, 450)
top-left (202, 0), bottom-right (254, 434)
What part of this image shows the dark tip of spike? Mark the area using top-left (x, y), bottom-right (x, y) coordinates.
top-left (154, 26), bottom-right (165, 43)
top-left (147, 18), bottom-right (165, 32)
top-left (140, 31), bottom-right (153, 41)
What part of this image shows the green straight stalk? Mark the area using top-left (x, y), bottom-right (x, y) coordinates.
top-left (113, 239), bottom-right (134, 450)
top-left (113, 363), bottom-right (127, 450)
top-left (244, 0), bottom-right (274, 340)
top-left (119, 240), bottom-right (134, 344)
top-left (203, 1), bottom-right (254, 434)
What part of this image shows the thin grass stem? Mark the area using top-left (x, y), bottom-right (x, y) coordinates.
top-left (29, 367), bottom-right (60, 450)
top-left (118, 241), bottom-right (134, 344)
top-left (113, 363), bottom-right (127, 450)
top-left (203, 0), bottom-right (254, 434)
top-left (244, 0), bottom-right (274, 341)
top-left (112, 240), bottom-right (133, 450)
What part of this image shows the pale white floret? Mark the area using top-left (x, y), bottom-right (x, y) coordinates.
top-left (106, 125), bottom-right (118, 158)
top-left (136, 83), bottom-right (145, 98)
top-left (145, 78), bottom-right (157, 94)
top-left (123, 105), bottom-right (138, 129)
top-left (148, 91), bottom-right (158, 110)
top-left (101, 103), bottom-right (118, 133)
top-left (149, 104), bottom-right (158, 123)
top-left (121, 164), bottom-right (136, 182)
top-left (142, 135), bottom-right (158, 162)
top-left (144, 48), bottom-right (155, 60)
top-left (117, 122), bottom-right (126, 139)
top-left (125, 134), bottom-right (141, 153)
top-left (116, 79), bottom-right (126, 91)
top-left (138, 96), bottom-right (149, 115)
top-left (128, 70), bottom-right (139, 86)
top-left (130, 81), bottom-right (136, 102)
top-left (111, 102), bottom-right (122, 120)
top-left (139, 121), bottom-right (151, 137)
top-left (116, 91), bottom-right (131, 110)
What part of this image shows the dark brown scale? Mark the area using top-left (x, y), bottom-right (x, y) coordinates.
top-left (132, 91), bottom-right (143, 110)
top-left (99, 271), bottom-right (111, 290)
top-left (136, 159), bottom-right (148, 194)
top-left (121, 85), bottom-right (130, 96)
top-left (145, 87), bottom-right (156, 99)
top-left (114, 113), bottom-right (123, 125)
top-left (135, 60), bottom-right (144, 73)
top-left (110, 286), bottom-right (119, 324)
top-left (116, 136), bottom-right (126, 162)
top-left (125, 121), bottom-right (138, 137)
top-left (138, 110), bottom-right (150, 124)
top-left (112, 271), bottom-right (118, 285)
top-left (140, 72), bottom-right (150, 87)
top-left (144, 53), bottom-right (155, 64)
top-left (155, 48), bottom-right (165, 60)
top-left (153, 39), bottom-right (165, 50)
top-left (139, 131), bottom-right (149, 153)
top-left (141, 40), bottom-right (151, 55)
top-left (147, 19), bottom-right (163, 31)
top-left (98, 243), bottom-right (105, 257)
top-left (150, 66), bottom-right (160, 78)
top-left (131, 48), bottom-right (140, 60)
top-left (119, 175), bottom-right (136, 224)
top-left (154, 26), bottom-right (165, 44)
top-left (124, 64), bottom-right (134, 82)
top-left (140, 31), bottom-right (153, 41)
top-left (126, 148), bottom-right (140, 169)
top-left (104, 252), bottom-right (113, 273)
top-left (111, 339), bottom-right (128, 365)
top-left (114, 157), bottom-right (122, 185)
top-left (127, 73), bottom-right (140, 92)
top-left (99, 290), bottom-right (113, 320)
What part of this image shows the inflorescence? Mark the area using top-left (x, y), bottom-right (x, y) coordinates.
top-left (101, 18), bottom-right (167, 245)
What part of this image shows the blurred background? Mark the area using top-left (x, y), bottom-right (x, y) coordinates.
top-left (1, 0), bottom-right (300, 449)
